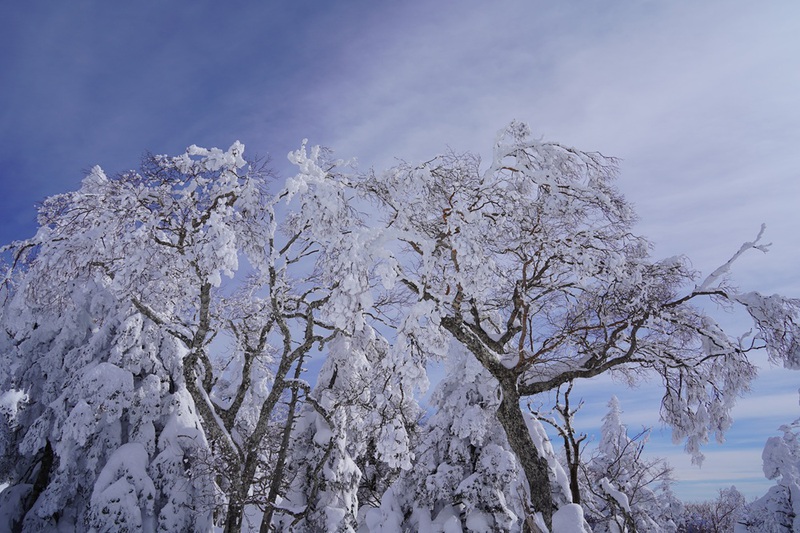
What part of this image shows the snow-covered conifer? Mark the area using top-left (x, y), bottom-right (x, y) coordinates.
top-left (0, 272), bottom-right (205, 530)
top-left (365, 343), bottom-right (575, 532)
top-left (583, 396), bottom-right (676, 533)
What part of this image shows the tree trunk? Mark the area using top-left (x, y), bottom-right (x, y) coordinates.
top-left (439, 317), bottom-right (556, 530)
top-left (17, 440), bottom-right (55, 533)
top-left (260, 354), bottom-right (306, 532)
top-left (222, 502), bottom-right (244, 533)
top-left (495, 377), bottom-right (555, 531)
top-left (568, 461), bottom-right (581, 505)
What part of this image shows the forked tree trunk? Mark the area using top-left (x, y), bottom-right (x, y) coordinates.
top-left (260, 354), bottom-right (306, 532)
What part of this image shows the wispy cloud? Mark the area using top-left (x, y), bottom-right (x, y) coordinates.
top-left (306, 0), bottom-right (800, 288)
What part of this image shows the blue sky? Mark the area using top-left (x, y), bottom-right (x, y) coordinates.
top-left (2, 0), bottom-right (799, 502)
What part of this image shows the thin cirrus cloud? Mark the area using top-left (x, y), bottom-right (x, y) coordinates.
top-left (305, 0), bottom-right (800, 278)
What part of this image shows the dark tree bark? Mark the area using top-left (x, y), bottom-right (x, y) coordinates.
top-left (260, 353), bottom-right (306, 533)
top-left (495, 377), bottom-right (556, 530)
top-left (441, 315), bottom-right (556, 530)
top-left (15, 440), bottom-right (56, 533)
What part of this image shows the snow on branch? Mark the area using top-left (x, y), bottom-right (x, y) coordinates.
top-left (697, 223), bottom-right (770, 292)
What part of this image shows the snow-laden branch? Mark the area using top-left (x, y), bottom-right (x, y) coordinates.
top-left (697, 223), bottom-right (769, 292)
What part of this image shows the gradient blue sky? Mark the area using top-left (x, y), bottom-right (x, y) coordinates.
top-left (2, 0), bottom-right (799, 503)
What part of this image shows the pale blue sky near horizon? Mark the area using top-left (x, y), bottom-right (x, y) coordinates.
top-left (2, 0), bottom-right (799, 503)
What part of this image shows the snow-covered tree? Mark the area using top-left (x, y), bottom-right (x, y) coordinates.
top-left (0, 279), bottom-right (203, 531)
top-left (0, 143), bottom-right (275, 531)
top-left (0, 140), bottom-right (388, 531)
top-left (737, 394), bottom-right (800, 532)
top-left (582, 396), bottom-right (676, 532)
top-left (272, 327), bottom-right (419, 533)
top-left (363, 341), bottom-right (576, 532)
top-left (256, 145), bottom-right (424, 533)
top-left (682, 486), bottom-right (745, 533)
top-left (652, 481), bottom-right (683, 533)
top-left (533, 380), bottom-right (588, 506)
top-left (369, 343), bottom-right (522, 531)
top-left (357, 121), bottom-right (800, 528)
top-left (2, 122), bottom-right (799, 532)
